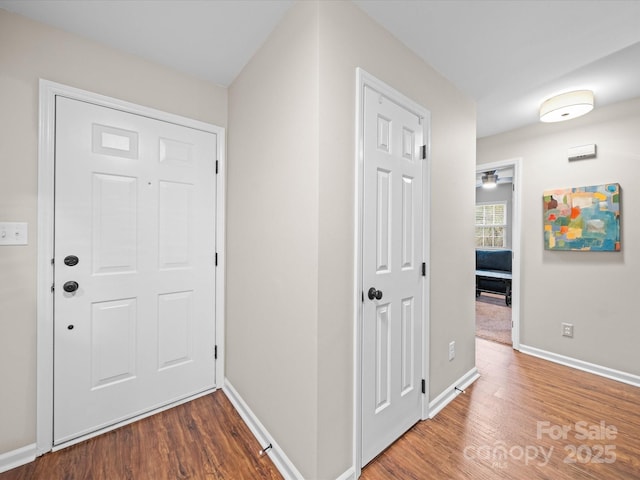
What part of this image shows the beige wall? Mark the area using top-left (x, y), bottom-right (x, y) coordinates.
top-left (477, 98), bottom-right (640, 375)
top-left (318, 2), bottom-right (476, 477)
top-left (226, 2), bottom-right (320, 478)
top-left (0, 9), bottom-right (227, 455)
top-left (2, 2), bottom-right (477, 476)
top-left (228, 2), bottom-right (476, 478)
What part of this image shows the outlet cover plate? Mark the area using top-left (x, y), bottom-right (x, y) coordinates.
top-left (0, 222), bottom-right (28, 246)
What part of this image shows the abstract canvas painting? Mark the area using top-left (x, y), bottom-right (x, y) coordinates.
top-left (543, 183), bottom-right (621, 251)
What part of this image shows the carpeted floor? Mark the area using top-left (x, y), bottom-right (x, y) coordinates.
top-left (475, 293), bottom-right (512, 345)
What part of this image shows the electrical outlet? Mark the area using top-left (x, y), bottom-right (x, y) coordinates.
top-left (448, 341), bottom-right (455, 361)
top-left (562, 323), bottom-right (574, 338)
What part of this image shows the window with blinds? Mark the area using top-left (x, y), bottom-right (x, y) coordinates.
top-left (475, 202), bottom-right (507, 248)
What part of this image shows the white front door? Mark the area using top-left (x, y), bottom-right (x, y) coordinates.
top-left (362, 85), bottom-right (425, 465)
top-left (53, 96), bottom-right (217, 444)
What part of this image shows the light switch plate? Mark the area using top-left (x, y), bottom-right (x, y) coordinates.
top-left (0, 222), bottom-right (29, 245)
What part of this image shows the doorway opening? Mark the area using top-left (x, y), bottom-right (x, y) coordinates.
top-left (475, 159), bottom-right (521, 349)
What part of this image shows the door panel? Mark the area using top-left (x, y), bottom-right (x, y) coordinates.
top-left (157, 291), bottom-right (194, 370)
top-left (362, 86), bottom-right (424, 465)
top-left (376, 169), bottom-right (391, 272)
top-left (401, 176), bottom-right (415, 269)
top-left (158, 181), bottom-right (194, 268)
top-left (90, 298), bottom-right (137, 388)
top-left (54, 96), bottom-right (217, 444)
top-left (91, 173), bottom-right (138, 274)
top-left (375, 302), bottom-right (391, 412)
top-left (400, 297), bottom-right (414, 394)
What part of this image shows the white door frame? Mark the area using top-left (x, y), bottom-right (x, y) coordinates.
top-left (475, 157), bottom-right (522, 349)
top-left (36, 80), bottom-right (226, 454)
top-left (353, 69), bottom-right (431, 475)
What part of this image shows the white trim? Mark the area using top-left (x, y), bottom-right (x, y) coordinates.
top-left (214, 109), bottom-right (227, 389)
top-left (352, 68), bottom-right (364, 480)
top-left (223, 380), bottom-right (304, 480)
top-left (427, 367), bottom-right (480, 419)
top-left (353, 68), bottom-right (431, 476)
top-left (335, 467), bottom-right (356, 480)
top-left (36, 80), bottom-right (56, 456)
top-left (475, 157), bottom-right (522, 349)
top-left (36, 79), bottom-right (226, 454)
top-left (421, 88), bottom-right (433, 424)
top-left (519, 345), bottom-right (640, 388)
top-left (0, 444), bottom-right (36, 474)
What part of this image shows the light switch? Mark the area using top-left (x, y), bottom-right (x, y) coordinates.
top-left (0, 222), bottom-right (29, 246)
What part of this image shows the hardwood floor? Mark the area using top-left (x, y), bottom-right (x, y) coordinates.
top-left (0, 391), bottom-right (283, 480)
top-left (3, 339), bottom-right (639, 479)
top-left (361, 339), bottom-right (640, 480)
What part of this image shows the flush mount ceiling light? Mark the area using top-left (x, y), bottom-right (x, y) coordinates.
top-left (481, 171), bottom-right (498, 188)
top-left (539, 90), bottom-right (594, 123)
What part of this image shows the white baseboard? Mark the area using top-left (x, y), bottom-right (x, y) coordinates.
top-left (335, 467), bottom-right (356, 480)
top-left (428, 367), bottom-right (480, 419)
top-left (519, 344), bottom-right (640, 388)
top-left (223, 379), bottom-right (304, 480)
top-left (0, 443), bottom-right (36, 474)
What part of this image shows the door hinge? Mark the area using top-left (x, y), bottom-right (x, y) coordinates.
top-left (214, 345), bottom-right (218, 360)
top-left (421, 262), bottom-right (426, 276)
top-left (51, 258), bottom-right (54, 265)
top-left (51, 283), bottom-right (55, 293)
top-left (420, 145), bottom-right (427, 159)
top-left (215, 160), bottom-right (219, 174)
top-left (215, 252), bottom-right (218, 266)
top-left (421, 379), bottom-right (426, 394)
top-left (361, 291), bottom-right (365, 303)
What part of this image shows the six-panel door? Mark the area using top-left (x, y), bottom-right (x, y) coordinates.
top-left (54, 96), bottom-right (217, 444)
top-left (362, 86), bottom-right (424, 465)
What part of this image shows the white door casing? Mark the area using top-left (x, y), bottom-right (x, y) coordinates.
top-left (475, 158), bottom-right (522, 349)
top-left (360, 80), bottom-right (429, 466)
top-left (53, 96), bottom-right (217, 444)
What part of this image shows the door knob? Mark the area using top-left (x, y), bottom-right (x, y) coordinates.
top-left (368, 287), bottom-right (383, 300)
top-left (63, 281), bottom-right (79, 293)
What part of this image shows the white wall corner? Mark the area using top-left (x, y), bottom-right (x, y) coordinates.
top-left (0, 443), bottom-right (36, 474)
top-left (428, 367), bottom-right (480, 419)
top-left (519, 345), bottom-right (640, 388)
top-left (223, 380), bottom-right (304, 480)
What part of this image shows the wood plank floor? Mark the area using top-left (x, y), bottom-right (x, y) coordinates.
top-left (0, 391), bottom-right (283, 480)
top-left (2, 338), bottom-right (639, 479)
top-left (361, 338), bottom-right (640, 480)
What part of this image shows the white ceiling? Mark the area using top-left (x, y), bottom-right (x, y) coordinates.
top-left (355, 1), bottom-right (640, 137)
top-left (2, 0), bottom-right (640, 138)
top-left (0, 0), bottom-right (294, 86)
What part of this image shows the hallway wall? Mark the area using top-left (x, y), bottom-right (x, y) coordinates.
top-left (0, 8), bottom-right (227, 457)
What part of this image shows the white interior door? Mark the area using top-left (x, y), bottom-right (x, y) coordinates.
top-left (362, 85), bottom-right (425, 465)
top-left (53, 96), bottom-right (217, 445)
